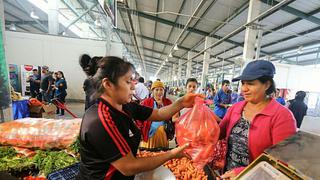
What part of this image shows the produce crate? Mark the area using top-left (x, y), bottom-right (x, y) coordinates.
top-left (47, 163), bottom-right (80, 180)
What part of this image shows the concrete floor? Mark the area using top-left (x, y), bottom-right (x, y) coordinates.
top-left (53, 101), bottom-right (85, 119)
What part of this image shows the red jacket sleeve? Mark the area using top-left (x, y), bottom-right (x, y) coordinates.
top-left (219, 106), bottom-right (232, 140)
top-left (272, 108), bottom-right (297, 145)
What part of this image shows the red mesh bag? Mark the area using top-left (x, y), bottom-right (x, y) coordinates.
top-left (211, 139), bottom-right (227, 170)
top-left (176, 97), bottom-right (220, 169)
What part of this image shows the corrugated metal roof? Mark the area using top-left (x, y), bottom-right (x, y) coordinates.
top-left (5, 0), bottom-right (320, 76)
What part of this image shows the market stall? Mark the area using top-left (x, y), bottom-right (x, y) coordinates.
top-left (237, 131), bottom-right (320, 179)
top-left (0, 118), bottom-right (81, 179)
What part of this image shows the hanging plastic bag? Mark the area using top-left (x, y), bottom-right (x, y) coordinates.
top-left (176, 97), bottom-right (220, 169)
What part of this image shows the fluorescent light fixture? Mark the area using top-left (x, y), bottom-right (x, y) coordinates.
top-left (30, 10), bottom-right (39, 19)
top-left (297, 46), bottom-right (303, 54)
top-left (165, 58), bottom-right (168, 62)
top-left (169, 52), bottom-right (173, 57)
top-left (94, 17), bottom-right (102, 27)
top-left (9, 24), bottom-right (16, 31)
top-left (174, 44), bottom-right (179, 51)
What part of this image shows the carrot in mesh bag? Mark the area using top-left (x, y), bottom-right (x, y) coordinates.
top-left (176, 96), bottom-right (220, 169)
top-left (0, 118), bottom-right (81, 149)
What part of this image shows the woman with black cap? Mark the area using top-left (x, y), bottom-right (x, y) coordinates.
top-left (218, 60), bottom-right (297, 179)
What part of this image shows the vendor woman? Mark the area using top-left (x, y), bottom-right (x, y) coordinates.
top-left (77, 56), bottom-right (201, 180)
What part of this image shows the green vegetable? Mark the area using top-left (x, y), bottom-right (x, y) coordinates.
top-left (0, 147), bottom-right (78, 176)
top-left (33, 150), bottom-right (78, 176)
top-left (69, 137), bottom-right (80, 154)
top-left (0, 147), bottom-right (34, 172)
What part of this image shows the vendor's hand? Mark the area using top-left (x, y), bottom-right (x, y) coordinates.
top-left (169, 143), bottom-right (190, 159)
top-left (180, 93), bottom-right (204, 108)
top-left (217, 170), bottom-right (236, 180)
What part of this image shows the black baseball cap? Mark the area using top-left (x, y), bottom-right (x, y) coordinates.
top-left (232, 60), bottom-right (275, 82)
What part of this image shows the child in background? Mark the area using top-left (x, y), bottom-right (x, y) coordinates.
top-left (173, 78), bottom-right (198, 120)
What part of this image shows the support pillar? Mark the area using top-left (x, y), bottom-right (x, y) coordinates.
top-left (48, 0), bottom-right (59, 35)
top-left (255, 29), bottom-right (263, 59)
top-left (172, 64), bottom-right (177, 87)
top-left (177, 59), bottom-right (182, 87)
top-left (243, 0), bottom-right (261, 62)
top-left (187, 52), bottom-right (194, 79)
top-left (201, 37), bottom-right (212, 89)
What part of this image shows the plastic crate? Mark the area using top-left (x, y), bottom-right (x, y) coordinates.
top-left (47, 163), bottom-right (80, 180)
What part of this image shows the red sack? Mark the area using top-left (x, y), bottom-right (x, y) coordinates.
top-left (211, 139), bottom-right (227, 170)
top-left (176, 97), bottom-right (220, 169)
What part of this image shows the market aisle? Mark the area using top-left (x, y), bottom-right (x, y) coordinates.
top-left (53, 101), bottom-right (85, 119)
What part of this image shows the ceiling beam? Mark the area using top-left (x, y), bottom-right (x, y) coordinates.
top-left (179, 0), bottom-right (219, 47)
top-left (263, 6), bottom-right (320, 37)
top-left (121, 1), bottom-right (146, 75)
top-left (117, 28), bottom-right (233, 64)
top-left (157, 0), bottom-right (187, 60)
top-left (269, 40), bottom-right (320, 55)
top-left (216, 5), bottom-right (320, 61)
top-left (118, 7), bottom-right (243, 47)
top-left (151, 0), bottom-right (160, 58)
top-left (261, 0), bottom-right (320, 26)
top-left (4, 10), bottom-right (45, 33)
top-left (262, 26), bottom-right (320, 48)
top-left (5, 20), bottom-right (47, 25)
top-left (61, 0), bottom-right (100, 37)
top-left (117, 28), bottom-right (193, 51)
top-left (178, 1), bottom-right (249, 61)
top-left (5, 0), bottom-right (48, 32)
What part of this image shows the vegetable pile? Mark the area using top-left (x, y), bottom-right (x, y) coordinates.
top-left (0, 145), bottom-right (79, 178)
top-left (138, 151), bottom-right (208, 180)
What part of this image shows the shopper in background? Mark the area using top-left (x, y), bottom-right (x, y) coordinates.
top-left (26, 69), bottom-right (40, 98)
top-left (288, 91), bottom-right (308, 128)
top-left (79, 54), bottom-right (102, 110)
top-left (40, 66), bottom-right (53, 103)
top-left (139, 81), bottom-right (172, 150)
top-left (135, 77), bottom-right (149, 100)
top-left (179, 78), bottom-right (198, 116)
top-left (77, 56), bottom-right (202, 180)
top-left (231, 88), bottom-right (239, 104)
top-left (51, 72), bottom-right (58, 100)
top-left (214, 80), bottom-right (231, 119)
top-left (219, 60), bottom-right (296, 179)
top-left (54, 71), bottom-right (67, 116)
top-left (275, 88), bottom-right (286, 105)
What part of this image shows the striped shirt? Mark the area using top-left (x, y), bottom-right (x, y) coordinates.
top-left (77, 98), bottom-right (153, 180)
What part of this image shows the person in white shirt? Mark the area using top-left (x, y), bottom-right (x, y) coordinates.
top-left (135, 77), bottom-right (149, 100)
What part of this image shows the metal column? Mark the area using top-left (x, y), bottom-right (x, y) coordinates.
top-left (177, 59), bottom-right (182, 87)
top-left (187, 52), bottom-right (194, 79)
top-left (243, 0), bottom-right (262, 61)
top-left (255, 29), bottom-right (263, 59)
top-left (48, 0), bottom-right (59, 35)
top-left (173, 63), bottom-right (177, 87)
top-left (201, 36), bottom-right (212, 89)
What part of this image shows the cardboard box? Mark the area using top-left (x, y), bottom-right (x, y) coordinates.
top-left (29, 104), bottom-right (56, 118)
top-left (42, 104), bottom-right (57, 119)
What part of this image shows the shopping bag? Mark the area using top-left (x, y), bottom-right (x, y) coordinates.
top-left (211, 139), bottom-right (227, 170)
top-left (176, 97), bottom-right (220, 169)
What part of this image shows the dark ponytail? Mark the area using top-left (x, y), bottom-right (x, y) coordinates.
top-left (93, 56), bottom-right (135, 98)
